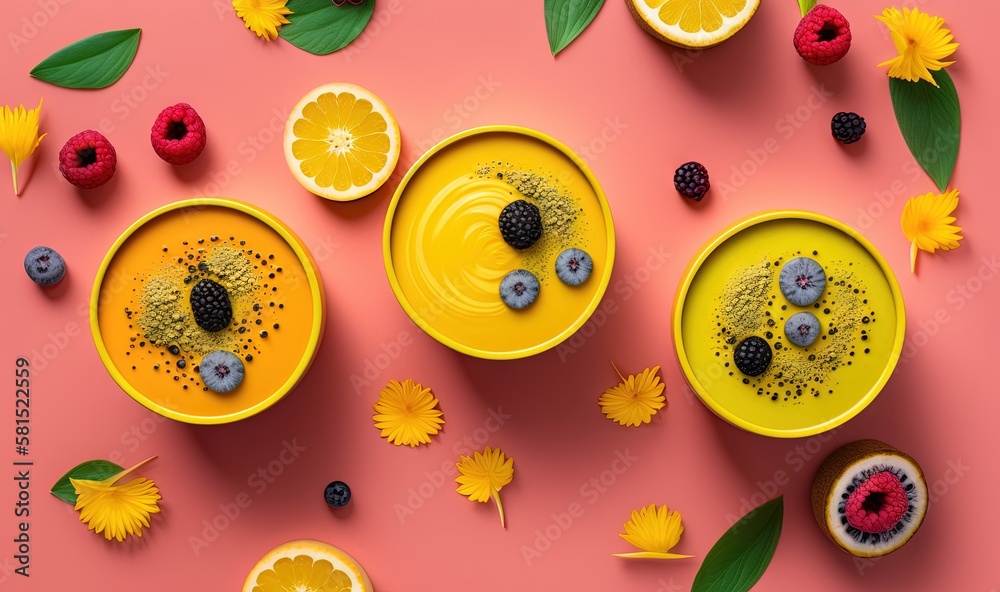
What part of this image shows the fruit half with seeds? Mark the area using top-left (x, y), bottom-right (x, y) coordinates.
top-left (811, 439), bottom-right (927, 558)
top-left (625, 0), bottom-right (761, 48)
top-left (242, 539), bottom-right (372, 592)
top-left (199, 350), bottom-right (245, 393)
top-left (779, 257), bottom-right (826, 306)
top-left (555, 248), bottom-right (593, 286)
top-left (499, 269), bottom-right (540, 309)
top-left (785, 311), bottom-right (821, 347)
top-left (283, 83), bottom-right (400, 201)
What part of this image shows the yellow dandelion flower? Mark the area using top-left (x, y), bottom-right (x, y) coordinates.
top-left (71, 457), bottom-right (161, 542)
top-left (875, 7), bottom-right (959, 87)
top-left (0, 98), bottom-right (46, 196)
top-left (598, 363), bottom-right (666, 427)
top-left (373, 379), bottom-right (445, 447)
top-left (456, 446), bottom-right (514, 528)
top-left (901, 188), bottom-right (963, 273)
top-left (232, 0), bottom-right (293, 41)
top-left (614, 503), bottom-right (693, 559)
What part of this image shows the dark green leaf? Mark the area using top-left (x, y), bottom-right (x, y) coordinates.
top-left (30, 29), bottom-right (141, 89)
top-left (798, 0), bottom-right (817, 17)
top-left (889, 70), bottom-right (961, 192)
top-left (545, 0), bottom-right (605, 56)
top-left (693, 496), bottom-right (784, 592)
top-left (50, 460), bottom-right (124, 504)
top-left (280, 0), bottom-right (374, 55)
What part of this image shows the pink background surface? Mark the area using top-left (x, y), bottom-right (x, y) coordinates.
top-left (1, 0), bottom-right (998, 589)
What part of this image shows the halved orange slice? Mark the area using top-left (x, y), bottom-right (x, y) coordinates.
top-left (284, 83), bottom-right (401, 201)
top-left (626, 0), bottom-right (761, 48)
top-left (242, 539), bottom-right (373, 592)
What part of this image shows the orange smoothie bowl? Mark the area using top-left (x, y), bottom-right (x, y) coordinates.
top-left (383, 126), bottom-right (616, 360)
top-left (90, 198), bottom-right (326, 424)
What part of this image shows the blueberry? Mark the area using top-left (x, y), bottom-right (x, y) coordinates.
top-left (23, 246), bottom-right (66, 286)
top-left (324, 481), bottom-right (351, 508)
top-left (785, 312), bottom-right (821, 347)
top-left (554, 248), bottom-right (593, 286)
top-left (499, 269), bottom-right (540, 309)
top-left (198, 350), bottom-right (245, 393)
top-left (779, 257), bottom-right (826, 306)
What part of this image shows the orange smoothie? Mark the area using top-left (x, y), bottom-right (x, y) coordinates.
top-left (93, 200), bottom-right (323, 423)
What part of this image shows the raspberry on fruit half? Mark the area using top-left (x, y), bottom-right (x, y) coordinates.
top-left (831, 112), bottom-right (866, 144)
top-left (150, 103), bottom-right (207, 165)
top-left (58, 130), bottom-right (117, 189)
top-left (793, 4), bottom-right (852, 66)
top-left (674, 161), bottom-right (710, 201)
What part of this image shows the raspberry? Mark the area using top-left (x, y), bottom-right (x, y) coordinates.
top-left (58, 130), bottom-right (117, 189)
top-left (831, 112), bottom-right (866, 144)
top-left (150, 103), bottom-right (206, 165)
top-left (673, 161), bottom-right (710, 201)
top-left (793, 5), bottom-right (851, 66)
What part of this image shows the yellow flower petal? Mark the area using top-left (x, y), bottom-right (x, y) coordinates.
top-left (373, 379), bottom-right (445, 447)
top-left (233, 0), bottom-right (292, 41)
top-left (615, 504), bottom-right (691, 559)
top-left (598, 364), bottom-right (666, 427)
top-left (0, 98), bottom-right (46, 196)
top-left (71, 457), bottom-right (161, 542)
top-left (455, 446), bottom-right (514, 528)
top-left (901, 189), bottom-right (963, 273)
top-left (874, 7), bottom-right (959, 86)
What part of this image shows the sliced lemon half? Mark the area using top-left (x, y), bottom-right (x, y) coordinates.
top-left (284, 83), bottom-right (401, 201)
top-left (626, 0), bottom-right (761, 48)
top-left (242, 539), bottom-right (373, 592)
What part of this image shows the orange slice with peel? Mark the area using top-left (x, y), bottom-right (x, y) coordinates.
top-left (284, 83), bottom-right (400, 201)
top-left (626, 0), bottom-right (761, 48)
top-left (242, 540), bottom-right (373, 592)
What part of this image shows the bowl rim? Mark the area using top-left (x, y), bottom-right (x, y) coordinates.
top-left (671, 209), bottom-right (907, 438)
top-left (382, 124), bottom-right (616, 360)
top-left (90, 197), bottom-right (326, 425)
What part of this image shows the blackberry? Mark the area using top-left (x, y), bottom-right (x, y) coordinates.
top-left (831, 112), bottom-right (866, 144)
top-left (733, 336), bottom-right (772, 377)
top-left (190, 279), bottom-right (232, 332)
top-left (673, 161), bottom-right (710, 201)
top-left (498, 200), bottom-right (542, 250)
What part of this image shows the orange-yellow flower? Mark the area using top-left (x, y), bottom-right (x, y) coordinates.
top-left (614, 503), bottom-right (693, 559)
top-left (71, 457), bottom-right (160, 542)
top-left (373, 379), bottom-right (445, 447)
top-left (0, 98), bottom-right (45, 196)
top-left (875, 7), bottom-right (959, 87)
top-left (233, 0), bottom-right (292, 41)
top-left (598, 364), bottom-right (666, 427)
top-left (900, 189), bottom-right (963, 273)
top-left (456, 446), bottom-right (514, 528)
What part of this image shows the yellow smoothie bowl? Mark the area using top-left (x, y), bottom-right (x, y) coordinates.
top-left (673, 211), bottom-right (905, 438)
top-left (90, 198), bottom-right (325, 424)
top-left (384, 125), bottom-right (616, 359)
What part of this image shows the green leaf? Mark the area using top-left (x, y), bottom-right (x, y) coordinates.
top-left (889, 69), bottom-right (961, 192)
top-left (693, 497), bottom-right (784, 592)
top-left (50, 460), bottom-right (124, 504)
top-left (798, 0), bottom-right (817, 17)
top-left (280, 0), bottom-right (374, 55)
top-left (545, 0), bottom-right (605, 56)
top-left (30, 29), bottom-right (141, 89)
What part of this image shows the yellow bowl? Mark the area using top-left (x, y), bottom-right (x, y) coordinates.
top-left (383, 125), bottom-right (616, 359)
top-left (90, 198), bottom-right (326, 424)
top-left (673, 210), bottom-right (906, 438)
